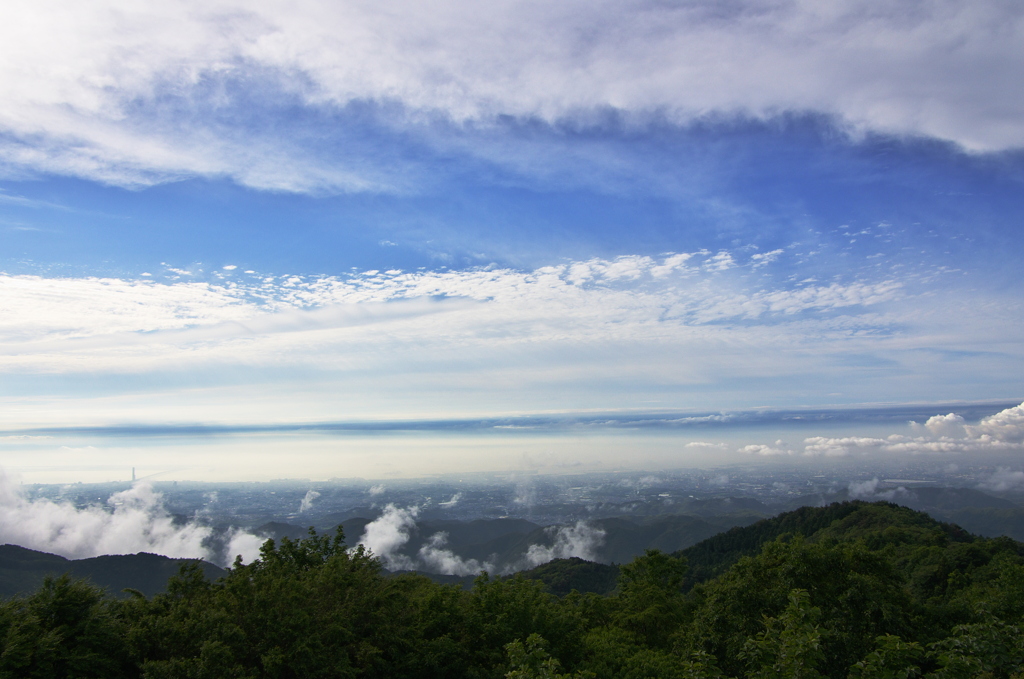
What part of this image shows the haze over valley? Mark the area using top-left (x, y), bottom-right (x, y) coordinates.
top-left (5, 398), bottom-right (1024, 585)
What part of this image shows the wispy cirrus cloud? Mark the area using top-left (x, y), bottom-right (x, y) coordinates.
top-left (0, 245), bottom-right (1018, 434)
top-left (0, 249), bottom-right (907, 375)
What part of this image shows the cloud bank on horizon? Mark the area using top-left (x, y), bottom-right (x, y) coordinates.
top-left (0, 0), bottom-right (1022, 480)
top-left (739, 401), bottom-right (1024, 458)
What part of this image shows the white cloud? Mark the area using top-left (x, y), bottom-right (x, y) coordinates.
top-left (803, 434), bottom-right (1003, 457)
top-left (0, 252), bottom-right (903, 374)
top-left (520, 521), bottom-right (605, 569)
top-left (739, 443), bottom-right (792, 456)
top-left (803, 436), bottom-right (887, 457)
top-left (0, 260), bottom-right (1018, 434)
top-left (418, 532), bottom-right (491, 576)
top-left (650, 253), bottom-right (694, 278)
top-left (848, 477), bottom-right (914, 502)
top-left (750, 249), bottom-right (784, 269)
top-left (0, 275), bottom-right (251, 340)
top-left (355, 503), bottom-right (418, 570)
top-left (977, 467), bottom-right (1024, 493)
top-left (350, 504), bottom-right (492, 575)
top-left (921, 413), bottom-right (967, 438)
top-left (0, 472), bottom-right (261, 566)
top-left (801, 403), bottom-right (1024, 458)
top-left (298, 489), bottom-right (320, 512)
top-left (0, 0), bottom-right (1020, 191)
top-left (965, 403), bottom-right (1024, 442)
top-left (354, 504), bottom-right (604, 575)
top-left (685, 441), bottom-right (727, 449)
top-left (704, 252), bottom-right (736, 272)
top-left (226, 530), bottom-right (267, 566)
top-left (848, 477), bottom-right (880, 497)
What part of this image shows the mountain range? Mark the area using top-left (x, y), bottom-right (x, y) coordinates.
top-left (2, 484), bottom-right (1020, 598)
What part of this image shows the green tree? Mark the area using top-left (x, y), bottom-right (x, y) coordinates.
top-left (123, 527), bottom-right (460, 679)
top-left (465, 574), bottom-right (586, 678)
top-left (504, 634), bottom-right (593, 679)
top-left (0, 575), bottom-right (132, 679)
top-left (614, 549), bottom-right (688, 649)
top-left (849, 635), bottom-right (924, 679)
top-left (681, 536), bottom-right (911, 678)
top-left (928, 619), bottom-right (1024, 679)
top-left (738, 589), bottom-right (825, 679)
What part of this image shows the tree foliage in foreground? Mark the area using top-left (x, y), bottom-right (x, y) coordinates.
top-left (1, 502), bottom-right (1023, 679)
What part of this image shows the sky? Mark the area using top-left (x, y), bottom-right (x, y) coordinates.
top-left (1, 0), bottom-right (1023, 482)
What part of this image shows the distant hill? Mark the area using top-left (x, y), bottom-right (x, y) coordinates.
top-left (254, 521), bottom-right (312, 542)
top-left (947, 506), bottom-right (1024, 541)
top-left (775, 485), bottom-right (1024, 543)
top-left (515, 557), bottom-right (619, 596)
top-left (514, 500), bottom-right (1010, 598)
top-left (393, 558), bottom-right (621, 596)
top-left (514, 499), bottom-right (1015, 598)
top-left (387, 569), bottom-right (479, 589)
top-left (0, 544), bottom-right (226, 599)
top-left (674, 500), bottom-right (993, 589)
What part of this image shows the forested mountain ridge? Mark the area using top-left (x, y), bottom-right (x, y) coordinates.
top-left (673, 499), bottom-right (988, 588)
top-left (512, 499), bottom-right (1015, 598)
top-left (774, 487), bottom-right (1024, 543)
top-left (0, 544), bottom-right (226, 599)
top-left (2, 500), bottom-right (1023, 678)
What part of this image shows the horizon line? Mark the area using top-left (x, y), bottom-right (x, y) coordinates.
top-left (4, 399), bottom-right (1019, 438)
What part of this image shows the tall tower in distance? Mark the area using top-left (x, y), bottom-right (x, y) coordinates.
top-left (132, 467), bottom-right (136, 482)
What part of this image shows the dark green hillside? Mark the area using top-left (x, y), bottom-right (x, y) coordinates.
top-left (0, 545), bottom-right (73, 597)
top-left (70, 552), bottom-right (226, 599)
top-left (597, 515), bottom-right (722, 563)
top-left (0, 544), bottom-right (225, 598)
top-left (774, 486), bottom-right (1024, 543)
top-left (674, 499), bottom-right (1009, 589)
top-left (675, 500), bottom-right (867, 586)
top-left (516, 557), bottom-right (619, 596)
top-left (677, 503), bottom-right (1024, 678)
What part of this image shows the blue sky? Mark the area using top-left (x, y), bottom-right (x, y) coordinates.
top-left (0, 0), bottom-right (1023, 481)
